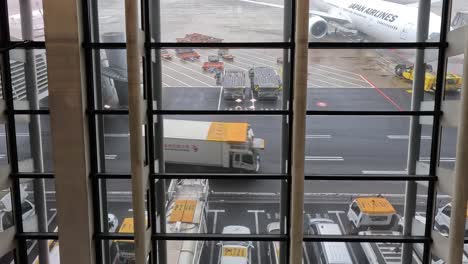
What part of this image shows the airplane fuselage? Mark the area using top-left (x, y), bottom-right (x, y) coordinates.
top-left (314, 0), bottom-right (442, 42)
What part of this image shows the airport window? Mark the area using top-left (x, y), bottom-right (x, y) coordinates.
top-left (2, 0), bottom-right (468, 263)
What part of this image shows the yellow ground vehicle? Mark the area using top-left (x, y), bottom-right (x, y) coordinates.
top-left (395, 64), bottom-right (462, 93)
top-left (347, 196), bottom-right (399, 233)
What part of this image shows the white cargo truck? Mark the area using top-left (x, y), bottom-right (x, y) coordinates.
top-left (163, 119), bottom-right (265, 172)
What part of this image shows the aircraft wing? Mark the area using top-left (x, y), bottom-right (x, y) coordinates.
top-left (239, 0), bottom-right (351, 24)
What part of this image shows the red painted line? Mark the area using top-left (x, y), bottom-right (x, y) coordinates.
top-left (359, 74), bottom-right (404, 111)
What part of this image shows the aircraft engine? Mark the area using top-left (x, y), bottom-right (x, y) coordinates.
top-left (309, 16), bottom-right (328, 38)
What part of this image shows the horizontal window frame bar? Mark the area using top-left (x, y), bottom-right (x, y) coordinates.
top-left (83, 42), bottom-right (445, 49)
top-left (308, 42), bottom-right (445, 49)
top-left (90, 109), bottom-right (290, 115)
top-left (151, 173), bottom-right (288, 180)
top-left (95, 173), bottom-right (132, 179)
top-left (92, 110), bottom-right (440, 116)
top-left (7, 41), bottom-right (46, 49)
top-left (16, 232), bottom-right (59, 240)
top-left (153, 233), bottom-right (288, 241)
top-left (305, 175), bottom-right (437, 181)
top-left (10, 109), bottom-right (50, 115)
top-left (96, 232), bottom-right (134, 240)
top-left (303, 235), bottom-right (429, 243)
top-left (11, 173), bottom-right (55, 179)
top-left (149, 42), bottom-right (292, 49)
top-left (306, 110), bottom-right (438, 116)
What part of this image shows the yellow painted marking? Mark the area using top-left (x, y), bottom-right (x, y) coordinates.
top-left (223, 247), bottom-right (247, 257)
top-left (182, 200), bottom-right (197, 223)
top-left (169, 199), bottom-right (198, 223)
top-left (406, 89), bottom-right (412, 94)
top-left (169, 200), bottom-right (187, 222)
top-left (355, 197), bottom-right (396, 214)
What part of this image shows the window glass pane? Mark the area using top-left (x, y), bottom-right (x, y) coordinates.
top-left (95, 115), bottom-right (130, 174)
top-left (304, 180), bottom-right (429, 236)
top-left (303, 242), bottom-right (425, 263)
top-left (307, 0), bottom-right (442, 42)
top-left (26, 239), bottom-right (60, 264)
top-left (157, 240), bottom-right (274, 264)
top-left (0, 125), bottom-right (8, 166)
top-left (94, 1), bottom-right (126, 42)
top-left (8, 0), bottom-right (45, 41)
top-left (161, 179), bottom-right (281, 235)
top-left (19, 179), bottom-right (57, 233)
top-left (9, 49), bottom-right (49, 110)
top-left (307, 49), bottom-right (440, 111)
top-left (95, 48), bottom-right (128, 110)
top-left (159, 115), bottom-right (282, 174)
top-left (104, 179), bottom-right (132, 233)
top-left (304, 116), bottom-right (435, 175)
top-left (0, 250), bottom-right (16, 264)
top-left (157, 48), bottom-right (290, 111)
top-left (160, 2), bottom-right (287, 42)
top-left (15, 115), bottom-right (53, 173)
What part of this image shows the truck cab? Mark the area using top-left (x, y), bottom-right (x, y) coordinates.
top-left (218, 225), bottom-right (253, 264)
top-left (347, 197), bottom-right (398, 233)
top-left (434, 203), bottom-right (468, 235)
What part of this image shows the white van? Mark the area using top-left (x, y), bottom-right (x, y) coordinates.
top-left (218, 225), bottom-right (253, 264)
top-left (308, 218), bottom-right (353, 264)
top-left (434, 203), bottom-right (468, 235)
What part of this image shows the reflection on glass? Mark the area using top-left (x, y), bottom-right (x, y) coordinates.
top-left (10, 49), bottom-right (49, 110)
top-left (8, 0), bottom-right (45, 41)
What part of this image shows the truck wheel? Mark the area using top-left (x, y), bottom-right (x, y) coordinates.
top-left (395, 64), bottom-right (405, 76)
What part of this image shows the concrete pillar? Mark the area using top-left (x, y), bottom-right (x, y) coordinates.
top-left (447, 31), bottom-right (468, 264)
top-left (289, 0), bottom-right (309, 261)
top-left (43, 0), bottom-right (95, 263)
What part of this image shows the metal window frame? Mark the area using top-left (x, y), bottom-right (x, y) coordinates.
top-left (78, 0), bottom-right (454, 263)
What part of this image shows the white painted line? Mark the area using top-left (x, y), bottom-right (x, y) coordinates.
top-left (231, 54), bottom-right (271, 68)
top-left (234, 50), bottom-right (276, 65)
top-left (50, 208), bottom-right (56, 212)
top-left (247, 210), bottom-right (265, 264)
top-left (420, 157), bottom-right (456, 162)
top-left (162, 73), bottom-right (192, 87)
top-left (309, 71), bottom-right (368, 88)
top-left (104, 133), bottom-right (130, 138)
top-left (217, 87), bottom-right (223, 110)
top-left (306, 134), bottom-right (332, 139)
top-left (303, 243), bottom-right (311, 264)
top-left (208, 209), bottom-right (225, 264)
top-left (239, 49), bottom-right (277, 60)
top-left (0, 132), bottom-right (29, 136)
top-left (165, 59), bottom-right (216, 82)
top-left (331, 210), bottom-right (359, 264)
top-left (105, 154), bottom-right (118, 160)
top-left (312, 67), bottom-right (369, 83)
top-left (305, 156), bottom-right (344, 161)
top-left (362, 170), bottom-right (408, 174)
top-left (315, 64), bottom-right (362, 77)
top-left (0, 154), bottom-right (6, 159)
top-left (164, 65), bottom-right (214, 87)
top-left (387, 135), bottom-right (432, 140)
